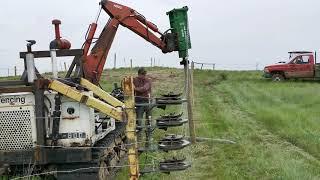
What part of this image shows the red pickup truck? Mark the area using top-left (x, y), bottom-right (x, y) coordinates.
top-left (263, 51), bottom-right (320, 81)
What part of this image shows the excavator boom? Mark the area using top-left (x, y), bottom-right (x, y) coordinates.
top-left (83, 0), bottom-right (177, 84)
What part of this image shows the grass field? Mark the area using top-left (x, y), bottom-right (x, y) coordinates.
top-left (101, 68), bottom-right (320, 180)
top-left (2, 68), bottom-right (320, 179)
top-left (191, 70), bottom-right (320, 179)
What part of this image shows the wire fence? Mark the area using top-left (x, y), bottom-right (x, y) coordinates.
top-left (108, 57), bottom-right (266, 71)
top-left (0, 57), bottom-right (243, 179)
top-left (5, 135), bottom-right (235, 180)
top-left (0, 67), bottom-right (23, 77)
top-left (192, 62), bottom-right (267, 71)
top-left (0, 62), bottom-right (266, 78)
top-left (0, 53), bottom-right (268, 78)
top-left (193, 62), bottom-right (215, 70)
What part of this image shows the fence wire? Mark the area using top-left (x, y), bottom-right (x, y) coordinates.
top-left (0, 64), bottom-right (241, 179)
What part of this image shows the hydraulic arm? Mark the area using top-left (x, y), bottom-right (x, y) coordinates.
top-left (82, 0), bottom-right (178, 84)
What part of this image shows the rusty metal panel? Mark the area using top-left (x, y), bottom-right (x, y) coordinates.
top-left (0, 148), bottom-right (92, 165)
top-left (0, 81), bottom-right (27, 87)
top-left (20, 49), bottom-right (83, 59)
top-left (0, 87), bottom-right (32, 93)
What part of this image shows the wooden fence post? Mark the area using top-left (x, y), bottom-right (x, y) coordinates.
top-left (130, 59), bottom-right (133, 69)
top-left (190, 61), bottom-right (195, 106)
top-left (14, 66), bottom-right (17, 76)
top-left (123, 77), bottom-right (139, 180)
top-left (64, 62), bottom-right (67, 72)
top-left (114, 53), bottom-right (117, 69)
top-left (184, 58), bottom-right (196, 144)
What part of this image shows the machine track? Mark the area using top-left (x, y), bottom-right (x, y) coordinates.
top-left (56, 122), bottom-right (127, 180)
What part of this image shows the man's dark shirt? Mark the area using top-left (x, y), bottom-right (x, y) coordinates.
top-left (133, 75), bottom-right (152, 103)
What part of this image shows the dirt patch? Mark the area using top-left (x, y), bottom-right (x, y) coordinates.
top-left (169, 71), bottom-right (178, 78)
top-left (148, 71), bottom-right (179, 82)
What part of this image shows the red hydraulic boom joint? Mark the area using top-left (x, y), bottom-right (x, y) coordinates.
top-left (82, 0), bottom-right (177, 84)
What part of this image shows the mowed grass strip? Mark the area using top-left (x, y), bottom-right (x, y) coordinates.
top-left (192, 70), bottom-right (320, 179)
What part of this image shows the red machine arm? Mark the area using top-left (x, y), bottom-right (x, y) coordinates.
top-left (82, 0), bottom-right (176, 84)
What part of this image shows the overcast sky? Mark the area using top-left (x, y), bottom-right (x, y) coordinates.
top-left (1, 0), bottom-right (320, 74)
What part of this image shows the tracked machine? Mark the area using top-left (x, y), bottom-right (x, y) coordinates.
top-left (0, 0), bottom-right (191, 179)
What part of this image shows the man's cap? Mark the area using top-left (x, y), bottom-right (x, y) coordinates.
top-left (138, 67), bottom-right (147, 75)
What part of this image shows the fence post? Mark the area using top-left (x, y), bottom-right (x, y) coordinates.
top-left (114, 53), bottom-right (117, 69)
top-left (122, 76), bottom-right (139, 179)
top-left (14, 66), bottom-right (17, 76)
top-left (7, 68), bottom-right (9, 77)
top-left (201, 64), bottom-right (203, 70)
top-left (184, 58), bottom-right (196, 144)
top-left (64, 62), bottom-right (67, 72)
top-left (213, 64), bottom-right (215, 70)
top-left (130, 59), bottom-right (133, 69)
top-left (190, 61), bottom-right (195, 106)
top-left (150, 58), bottom-right (153, 67)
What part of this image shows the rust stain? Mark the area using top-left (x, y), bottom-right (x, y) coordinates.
top-left (62, 116), bottom-right (80, 120)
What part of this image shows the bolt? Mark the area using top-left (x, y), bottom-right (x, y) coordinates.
top-left (52, 19), bottom-right (61, 25)
top-left (52, 19), bottom-right (62, 39)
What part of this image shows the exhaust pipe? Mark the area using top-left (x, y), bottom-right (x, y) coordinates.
top-left (25, 40), bottom-right (36, 83)
top-left (50, 50), bottom-right (58, 79)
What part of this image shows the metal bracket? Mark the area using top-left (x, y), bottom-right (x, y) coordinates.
top-left (158, 134), bottom-right (190, 152)
top-left (48, 80), bottom-right (123, 121)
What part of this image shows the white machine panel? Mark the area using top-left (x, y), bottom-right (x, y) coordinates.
top-left (56, 99), bottom-right (95, 147)
top-left (0, 90), bottom-right (116, 150)
top-left (0, 92), bottom-right (35, 108)
top-left (0, 106), bottom-right (36, 150)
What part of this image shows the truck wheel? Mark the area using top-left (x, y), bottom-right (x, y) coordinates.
top-left (272, 74), bottom-right (284, 82)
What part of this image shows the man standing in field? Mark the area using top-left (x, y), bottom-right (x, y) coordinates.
top-left (133, 67), bottom-right (152, 130)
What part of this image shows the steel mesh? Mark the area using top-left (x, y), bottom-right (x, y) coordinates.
top-left (0, 109), bottom-right (33, 150)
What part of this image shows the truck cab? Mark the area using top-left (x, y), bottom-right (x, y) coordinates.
top-left (263, 51), bottom-right (320, 81)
